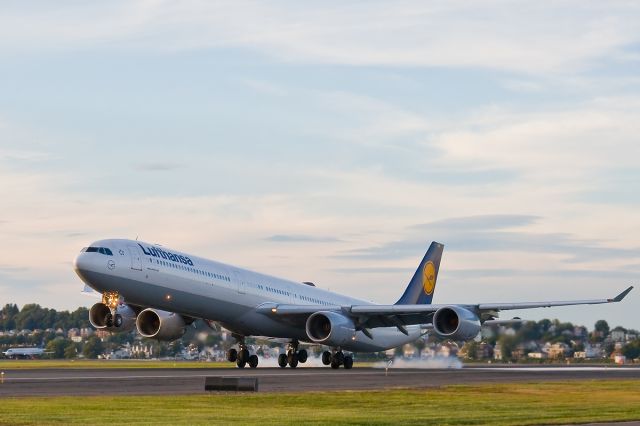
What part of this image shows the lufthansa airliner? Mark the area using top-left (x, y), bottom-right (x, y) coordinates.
top-left (73, 239), bottom-right (633, 369)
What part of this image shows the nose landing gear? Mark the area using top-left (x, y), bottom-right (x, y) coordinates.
top-left (101, 291), bottom-right (124, 328)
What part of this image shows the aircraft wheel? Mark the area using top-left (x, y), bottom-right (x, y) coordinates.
top-left (288, 352), bottom-right (299, 368)
top-left (298, 349), bottom-right (308, 363)
top-left (238, 348), bottom-right (250, 363)
top-left (278, 353), bottom-right (288, 368)
top-left (248, 354), bottom-right (259, 368)
top-left (105, 313), bottom-right (114, 327)
top-left (330, 360), bottom-right (340, 369)
top-left (343, 356), bottom-right (353, 369)
top-left (333, 351), bottom-right (344, 365)
top-left (322, 351), bottom-right (332, 365)
top-left (236, 359), bottom-right (246, 369)
top-left (226, 348), bottom-right (238, 362)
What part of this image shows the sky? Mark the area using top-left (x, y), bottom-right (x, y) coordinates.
top-left (0, 1), bottom-right (638, 330)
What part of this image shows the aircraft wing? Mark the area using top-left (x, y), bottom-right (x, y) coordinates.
top-left (257, 286), bottom-right (633, 330)
top-left (476, 285), bottom-right (633, 311)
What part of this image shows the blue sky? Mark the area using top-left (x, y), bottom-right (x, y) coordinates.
top-left (0, 1), bottom-right (638, 329)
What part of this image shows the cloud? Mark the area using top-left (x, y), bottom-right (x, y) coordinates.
top-left (433, 97), bottom-right (640, 178)
top-left (241, 79), bottom-right (288, 97)
top-left (445, 268), bottom-right (639, 281)
top-left (1, 1), bottom-right (639, 74)
top-left (265, 234), bottom-right (341, 243)
top-left (0, 149), bottom-right (52, 162)
top-left (411, 214), bottom-right (540, 231)
top-left (66, 232), bottom-right (88, 238)
top-left (333, 267), bottom-right (413, 274)
top-left (134, 162), bottom-right (185, 172)
top-left (338, 215), bottom-right (639, 263)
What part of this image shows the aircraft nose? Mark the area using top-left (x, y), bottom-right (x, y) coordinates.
top-left (73, 252), bottom-right (89, 274)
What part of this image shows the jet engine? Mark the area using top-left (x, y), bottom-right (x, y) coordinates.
top-left (136, 308), bottom-right (186, 341)
top-left (89, 302), bottom-right (136, 332)
top-left (432, 306), bottom-right (481, 341)
top-left (305, 311), bottom-right (356, 346)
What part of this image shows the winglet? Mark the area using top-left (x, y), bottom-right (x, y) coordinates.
top-left (610, 286), bottom-right (633, 302)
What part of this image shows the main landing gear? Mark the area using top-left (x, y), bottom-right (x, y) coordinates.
top-left (278, 340), bottom-right (308, 369)
top-left (226, 335), bottom-right (259, 369)
top-left (322, 349), bottom-right (353, 369)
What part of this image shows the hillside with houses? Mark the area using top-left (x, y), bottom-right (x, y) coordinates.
top-left (1, 303), bottom-right (639, 363)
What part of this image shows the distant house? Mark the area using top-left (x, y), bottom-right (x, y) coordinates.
top-left (614, 354), bottom-right (626, 365)
top-left (402, 343), bottom-right (416, 358)
top-left (477, 342), bottom-right (493, 359)
top-left (528, 352), bottom-right (546, 359)
top-left (493, 343), bottom-right (503, 360)
top-left (576, 345), bottom-right (602, 359)
top-left (611, 330), bottom-right (626, 342)
top-left (544, 342), bottom-right (570, 359)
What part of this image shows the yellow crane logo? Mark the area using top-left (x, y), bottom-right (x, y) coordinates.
top-left (422, 261), bottom-right (436, 295)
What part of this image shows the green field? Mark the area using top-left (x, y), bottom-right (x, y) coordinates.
top-left (0, 359), bottom-right (232, 369)
top-left (1, 380), bottom-right (639, 425)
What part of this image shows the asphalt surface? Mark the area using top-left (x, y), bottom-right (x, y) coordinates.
top-left (1, 364), bottom-right (639, 396)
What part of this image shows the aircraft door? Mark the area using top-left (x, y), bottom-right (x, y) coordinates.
top-left (287, 284), bottom-right (294, 303)
top-left (127, 245), bottom-right (143, 271)
top-left (232, 270), bottom-right (245, 294)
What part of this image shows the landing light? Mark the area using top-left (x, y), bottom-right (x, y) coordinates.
top-left (271, 308), bottom-right (277, 313)
top-left (165, 294), bottom-right (172, 301)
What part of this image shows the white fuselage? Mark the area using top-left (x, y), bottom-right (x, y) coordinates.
top-left (73, 239), bottom-right (421, 352)
top-left (3, 348), bottom-right (45, 358)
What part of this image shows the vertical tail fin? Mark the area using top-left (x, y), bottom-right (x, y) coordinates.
top-left (395, 241), bottom-right (444, 305)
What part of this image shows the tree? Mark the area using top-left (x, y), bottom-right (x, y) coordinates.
top-left (463, 341), bottom-right (478, 360)
top-left (64, 342), bottom-right (78, 359)
top-left (45, 337), bottom-right (68, 359)
top-left (498, 335), bottom-right (517, 362)
top-left (595, 320), bottom-right (610, 336)
top-left (573, 342), bottom-right (585, 352)
top-left (622, 340), bottom-right (640, 360)
top-left (603, 341), bottom-right (616, 357)
top-left (82, 336), bottom-right (104, 359)
top-left (0, 304), bottom-right (19, 330)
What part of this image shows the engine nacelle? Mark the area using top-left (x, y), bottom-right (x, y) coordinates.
top-left (305, 311), bottom-right (356, 346)
top-left (432, 306), bottom-right (481, 341)
top-left (89, 302), bottom-right (136, 332)
top-left (136, 308), bottom-right (186, 341)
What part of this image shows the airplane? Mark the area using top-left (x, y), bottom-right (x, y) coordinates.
top-left (2, 347), bottom-right (50, 359)
top-left (73, 239), bottom-right (633, 369)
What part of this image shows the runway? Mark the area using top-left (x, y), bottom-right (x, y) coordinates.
top-left (1, 365), bottom-right (639, 396)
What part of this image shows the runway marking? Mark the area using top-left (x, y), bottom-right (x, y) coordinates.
top-left (6, 367), bottom-right (637, 382)
top-left (472, 367), bottom-right (636, 372)
top-left (3, 370), bottom-right (420, 382)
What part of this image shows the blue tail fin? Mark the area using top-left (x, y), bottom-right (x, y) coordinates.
top-left (395, 241), bottom-right (444, 305)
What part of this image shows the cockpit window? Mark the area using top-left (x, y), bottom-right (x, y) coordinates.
top-left (82, 246), bottom-right (113, 256)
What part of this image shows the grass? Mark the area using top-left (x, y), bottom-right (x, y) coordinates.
top-left (0, 359), bottom-right (233, 369)
top-left (1, 380), bottom-right (639, 425)
top-left (0, 359), bottom-right (379, 369)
